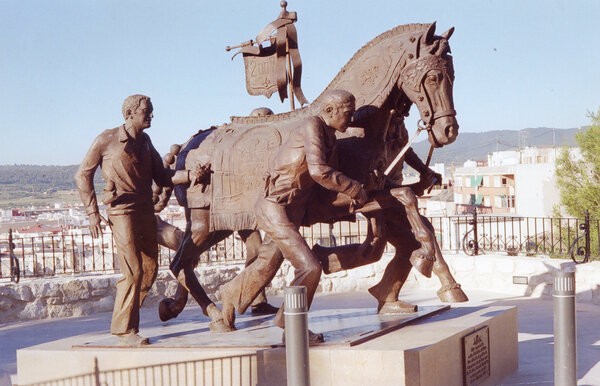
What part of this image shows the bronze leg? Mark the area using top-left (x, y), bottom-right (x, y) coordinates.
top-left (221, 199), bottom-right (320, 329)
top-left (167, 208), bottom-right (234, 330)
top-left (109, 211), bottom-right (157, 335)
top-left (368, 213), bottom-right (419, 313)
top-left (314, 215), bottom-right (387, 273)
top-left (220, 238), bottom-right (283, 328)
top-left (238, 230), bottom-right (279, 315)
top-left (156, 215), bottom-right (190, 321)
top-left (238, 230), bottom-right (268, 306)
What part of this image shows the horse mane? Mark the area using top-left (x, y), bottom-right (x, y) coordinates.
top-left (231, 23), bottom-right (434, 125)
top-left (315, 23), bottom-right (434, 108)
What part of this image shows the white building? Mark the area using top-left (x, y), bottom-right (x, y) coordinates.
top-left (453, 147), bottom-right (577, 217)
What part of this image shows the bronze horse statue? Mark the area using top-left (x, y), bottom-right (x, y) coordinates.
top-left (158, 22), bottom-right (468, 331)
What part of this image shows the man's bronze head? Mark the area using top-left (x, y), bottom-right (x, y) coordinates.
top-left (122, 94), bottom-right (151, 120)
top-left (319, 90), bottom-right (355, 133)
top-left (122, 94), bottom-right (153, 132)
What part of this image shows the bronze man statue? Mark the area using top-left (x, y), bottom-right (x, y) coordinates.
top-left (220, 89), bottom-right (368, 341)
top-left (75, 94), bottom-right (201, 347)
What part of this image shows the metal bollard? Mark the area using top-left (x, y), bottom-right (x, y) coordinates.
top-left (284, 286), bottom-right (310, 386)
top-left (553, 271), bottom-right (577, 386)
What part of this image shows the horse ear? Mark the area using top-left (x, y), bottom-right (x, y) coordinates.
top-left (424, 22), bottom-right (437, 45)
top-left (441, 27), bottom-right (455, 40)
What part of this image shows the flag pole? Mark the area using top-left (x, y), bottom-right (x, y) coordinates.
top-left (286, 38), bottom-right (295, 111)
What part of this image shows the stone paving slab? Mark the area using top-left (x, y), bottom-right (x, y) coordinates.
top-left (75, 305), bottom-right (448, 349)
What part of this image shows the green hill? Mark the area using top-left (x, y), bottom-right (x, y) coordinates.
top-left (0, 165), bottom-right (98, 208)
top-left (411, 127), bottom-right (580, 166)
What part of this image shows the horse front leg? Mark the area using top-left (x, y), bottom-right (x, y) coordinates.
top-left (359, 188), bottom-right (436, 277)
top-left (426, 220), bottom-right (468, 302)
top-left (384, 213), bottom-right (469, 303)
top-left (358, 190), bottom-right (468, 304)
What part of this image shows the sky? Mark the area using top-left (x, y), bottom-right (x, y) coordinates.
top-left (1, 0), bottom-right (599, 165)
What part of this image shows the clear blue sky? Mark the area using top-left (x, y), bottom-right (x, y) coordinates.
top-left (1, 0), bottom-right (599, 165)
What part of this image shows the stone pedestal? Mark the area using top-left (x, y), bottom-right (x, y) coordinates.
top-left (258, 306), bottom-right (518, 386)
top-left (16, 305), bottom-right (517, 385)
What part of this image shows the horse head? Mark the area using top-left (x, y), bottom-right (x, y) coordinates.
top-left (398, 23), bottom-right (458, 147)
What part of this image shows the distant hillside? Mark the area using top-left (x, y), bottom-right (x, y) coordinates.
top-left (0, 165), bottom-right (79, 191)
top-left (411, 127), bottom-right (582, 166)
top-left (0, 165), bottom-right (98, 208)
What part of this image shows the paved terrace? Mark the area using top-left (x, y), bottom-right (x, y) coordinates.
top-left (1, 252), bottom-right (599, 385)
top-left (1, 288), bottom-right (600, 385)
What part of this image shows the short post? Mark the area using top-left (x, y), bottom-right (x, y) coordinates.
top-left (583, 210), bottom-right (591, 263)
top-left (472, 210), bottom-right (480, 255)
top-left (553, 271), bottom-right (577, 385)
top-left (284, 286), bottom-right (310, 386)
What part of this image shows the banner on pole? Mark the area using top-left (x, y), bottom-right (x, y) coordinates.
top-left (226, 2), bottom-right (307, 107)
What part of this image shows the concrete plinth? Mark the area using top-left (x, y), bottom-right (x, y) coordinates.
top-left (16, 305), bottom-right (517, 385)
top-left (259, 306), bottom-right (518, 386)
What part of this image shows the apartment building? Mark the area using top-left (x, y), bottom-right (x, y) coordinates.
top-left (452, 147), bottom-right (572, 217)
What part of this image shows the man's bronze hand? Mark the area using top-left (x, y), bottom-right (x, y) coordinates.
top-left (412, 168), bottom-right (442, 196)
top-left (88, 212), bottom-right (103, 239)
top-left (191, 162), bottom-right (213, 192)
top-left (351, 187), bottom-right (369, 211)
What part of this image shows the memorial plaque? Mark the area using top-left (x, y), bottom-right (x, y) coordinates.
top-left (463, 326), bottom-right (490, 385)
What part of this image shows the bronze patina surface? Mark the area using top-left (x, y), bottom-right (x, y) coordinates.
top-left (158, 23), bottom-right (467, 338)
top-left (75, 95), bottom-right (203, 347)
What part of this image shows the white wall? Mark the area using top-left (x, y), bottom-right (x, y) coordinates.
top-left (514, 163), bottom-right (560, 217)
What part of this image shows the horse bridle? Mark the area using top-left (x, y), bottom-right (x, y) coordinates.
top-left (401, 54), bottom-right (456, 132)
top-left (384, 55), bottom-right (455, 176)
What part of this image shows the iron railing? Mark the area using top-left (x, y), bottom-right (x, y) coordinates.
top-left (429, 212), bottom-right (599, 260)
top-left (21, 354), bottom-right (258, 386)
top-left (1, 215), bottom-right (597, 281)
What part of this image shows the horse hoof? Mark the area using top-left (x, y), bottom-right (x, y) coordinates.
top-left (158, 298), bottom-right (180, 322)
top-left (282, 329), bottom-right (324, 345)
top-left (218, 285), bottom-right (237, 329)
top-left (308, 330), bottom-right (324, 345)
top-left (378, 300), bottom-right (417, 314)
top-left (410, 253), bottom-right (433, 278)
top-left (251, 302), bottom-right (279, 315)
top-left (437, 283), bottom-right (469, 303)
top-left (209, 319), bottom-right (236, 333)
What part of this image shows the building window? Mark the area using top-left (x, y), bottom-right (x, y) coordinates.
top-left (501, 177), bottom-right (508, 186)
top-left (469, 194), bottom-right (483, 205)
top-left (508, 195), bottom-right (515, 208)
top-left (500, 195), bottom-right (516, 208)
top-left (470, 175), bottom-right (483, 187)
top-left (469, 194), bottom-right (476, 205)
top-left (483, 196), bottom-right (491, 206)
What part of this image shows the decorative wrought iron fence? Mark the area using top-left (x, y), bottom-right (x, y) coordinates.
top-left (1, 214), bottom-right (597, 281)
top-left (428, 213), bottom-right (599, 260)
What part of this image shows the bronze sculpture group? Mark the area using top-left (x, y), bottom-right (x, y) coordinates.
top-left (77, 22), bottom-right (468, 347)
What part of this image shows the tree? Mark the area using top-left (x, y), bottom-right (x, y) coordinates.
top-left (555, 110), bottom-right (600, 219)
